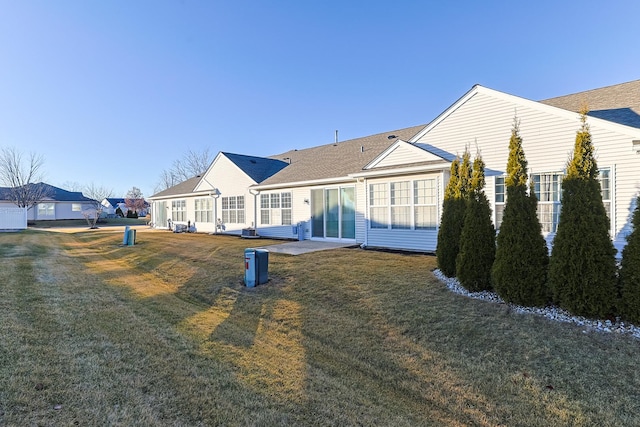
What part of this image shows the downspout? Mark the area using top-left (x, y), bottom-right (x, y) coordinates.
top-left (362, 177), bottom-right (369, 249)
top-left (249, 188), bottom-right (260, 234)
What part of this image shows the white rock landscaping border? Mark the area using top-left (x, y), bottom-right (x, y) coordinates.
top-left (433, 269), bottom-right (640, 339)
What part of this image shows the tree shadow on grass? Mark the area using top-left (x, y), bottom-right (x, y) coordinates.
top-left (209, 289), bottom-right (263, 348)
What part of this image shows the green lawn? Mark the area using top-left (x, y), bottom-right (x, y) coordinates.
top-left (0, 229), bottom-right (639, 426)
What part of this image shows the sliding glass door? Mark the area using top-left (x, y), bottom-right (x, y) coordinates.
top-left (310, 187), bottom-right (355, 239)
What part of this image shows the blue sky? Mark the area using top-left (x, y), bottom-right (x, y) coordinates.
top-left (1, 1), bottom-right (639, 198)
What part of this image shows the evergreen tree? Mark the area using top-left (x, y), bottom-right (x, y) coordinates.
top-left (548, 111), bottom-right (618, 317)
top-left (456, 153), bottom-right (495, 291)
top-left (620, 197), bottom-right (640, 323)
top-left (492, 119), bottom-right (549, 306)
top-left (436, 158), bottom-right (463, 277)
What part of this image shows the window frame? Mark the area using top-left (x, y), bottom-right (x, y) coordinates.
top-left (260, 192), bottom-right (292, 226)
top-left (532, 172), bottom-right (563, 234)
top-left (171, 200), bottom-right (186, 222)
top-left (369, 178), bottom-right (438, 230)
top-left (194, 198), bottom-right (213, 223)
top-left (221, 195), bottom-right (245, 224)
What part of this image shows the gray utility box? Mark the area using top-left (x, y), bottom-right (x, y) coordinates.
top-left (244, 248), bottom-right (269, 287)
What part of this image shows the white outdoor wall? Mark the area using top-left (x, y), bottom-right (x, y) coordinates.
top-left (0, 205), bottom-right (27, 229)
top-left (414, 88), bottom-right (640, 254)
top-left (364, 172), bottom-right (442, 252)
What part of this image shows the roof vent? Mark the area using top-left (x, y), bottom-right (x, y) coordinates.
top-left (387, 135), bottom-right (397, 140)
top-left (250, 160), bottom-right (257, 164)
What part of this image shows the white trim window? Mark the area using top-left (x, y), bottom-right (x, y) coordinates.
top-left (369, 183), bottom-right (388, 229)
top-left (38, 203), bottom-right (55, 217)
top-left (260, 192), bottom-right (291, 225)
top-left (414, 179), bottom-right (438, 230)
top-left (494, 176), bottom-right (505, 230)
top-left (72, 203), bottom-right (82, 212)
top-left (171, 200), bottom-right (186, 222)
top-left (221, 196), bottom-right (245, 224)
top-left (599, 167), bottom-right (611, 221)
top-left (369, 178), bottom-right (438, 230)
top-left (532, 173), bottom-right (562, 233)
top-left (195, 198), bottom-right (213, 223)
top-left (390, 181), bottom-right (411, 229)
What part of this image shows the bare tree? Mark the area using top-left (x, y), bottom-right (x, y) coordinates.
top-left (0, 147), bottom-right (52, 211)
top-left (60, 181), bottom-right (84, 192)
top-left (154, 148), bottom-right (214, 193)
top-left (81, 183), bottom-right (113, 229)
top-left (125, 186), bottom-right (146, 216)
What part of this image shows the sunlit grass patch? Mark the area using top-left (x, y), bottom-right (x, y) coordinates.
top-left (1, 230), bottom-right (639, 425)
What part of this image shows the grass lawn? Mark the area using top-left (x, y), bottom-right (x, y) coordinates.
top-left (1, 229), bottom-right (639, 426)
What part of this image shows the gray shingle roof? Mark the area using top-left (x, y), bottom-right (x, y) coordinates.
top-left (540, 79), bottom-right (640, 128)
top-left (222, 152), bottom-right (289, 183)
top-left (259, 124), bottom-right (427, 186)
top-left (150, 175), bottom-right (203, 198)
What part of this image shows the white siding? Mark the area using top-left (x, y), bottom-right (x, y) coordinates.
top-left (364, 173), bottom-right (442, 252)
top-left (0, 205), bottom-right (27, 229)
top-left (374, 144), bottom-right (442, 168)
top-left (256, 188), bottom-right (308, 239)
top-left (355, 180), bottom-right (366, 243)
top-left (415, 90), bottom-right (640, 254)
top-left (212, 156), bottom-right (257, 234)
top-left (257, 183), bottom-right (364, 243)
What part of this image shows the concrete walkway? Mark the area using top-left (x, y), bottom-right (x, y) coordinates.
top-left (256, 240), bottom-right (357, 255)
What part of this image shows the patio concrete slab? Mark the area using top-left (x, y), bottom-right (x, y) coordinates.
top-left (256, 240), bottom-right (357, 255)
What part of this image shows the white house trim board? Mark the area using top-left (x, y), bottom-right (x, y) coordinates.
top-left (252, 176), bottom-right (358, 191)
top-left (364, 140), bottom-right (449, 169)
top-left (350, 163), bottom-right (452, 179)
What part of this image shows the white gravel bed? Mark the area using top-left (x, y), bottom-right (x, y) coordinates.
top-left (433, 269), bottom-right (640, 339)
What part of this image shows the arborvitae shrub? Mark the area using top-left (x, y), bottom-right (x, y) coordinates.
top-left (437, 156), bottom-right (466, 277)
top-left (492, 120), bottom-right (549, 306)
top-left (437, 197), bottom-right (465, 277)
top-left (456, 155), bottom-right (495, 291)
top-left (620, 197), bottom-right (640, 323)
top-left (493, 188), bottom-right (549, 305)
top-left (549, 112), bottom-right (618, 318)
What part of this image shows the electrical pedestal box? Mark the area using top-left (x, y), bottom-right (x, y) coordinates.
top-left (244, 248), bottom-right (269, 287)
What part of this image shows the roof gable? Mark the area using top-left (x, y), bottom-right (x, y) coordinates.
top-left (222, 152), bottom-right (289, 183)
top-left (411, 85), bottom-right (640, 144)
top-left (364, 140), bottom-right (453, 170)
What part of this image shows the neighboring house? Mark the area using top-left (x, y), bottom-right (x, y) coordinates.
top-left (101, 198), bottom-right (149, 217)
top-left (149, 80), bottom-right (640, 254)
top-left (0, 183), bottom-right (97, 221)
top-left (101, 198), bottom-right (125, 217)
top-left (149, 152), bottom-right (288, 233)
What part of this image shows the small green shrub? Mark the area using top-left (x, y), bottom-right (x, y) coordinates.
top-left (620, 197), bottom-right (640, 323)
